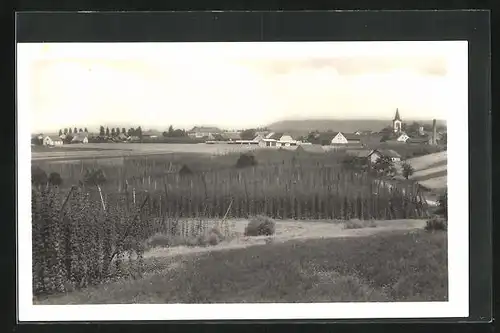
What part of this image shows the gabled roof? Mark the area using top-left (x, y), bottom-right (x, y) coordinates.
top-left (342, 133), bottom-right (362, 141)
top-left (72, 133), bottom-right (88, 141)
top-left (296, 144), bottom-right (325, 153)
top-left (189, 126), bottom-right (221, 133)
top-left (346, 149), bottom-right (372, 158)
top-left (371, 149), bottom-right (401, 158)
top-left (267, 132), bottom-right (284, 140)
top-left (46, 135), bottom-right (62, 141)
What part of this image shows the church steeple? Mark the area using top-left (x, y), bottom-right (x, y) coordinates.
top-left (393, 108), bottom-right (402, 121)
top-left (392, 108), bottom-right (402, 133)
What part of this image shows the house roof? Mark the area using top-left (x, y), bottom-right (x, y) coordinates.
top-left (346, 149), bottom-right (372, 158)
top-left (296, 144), bottom-right (324, 153)
top-left (212, 134), bottom-right (226, 141)
top-left (72, 133), bottom-right (88, 141)
top-left (46, 135), bottom-right (62, 141)
top-left (189, 126), bottom-right (221, 133)
top-left (371, 149), bottom-right (401, 158)
top-left (407, 137), bottom-right (430, 143)
top-left (267, 132), bottom-right (284, 140)
top-left (342, 133), bottom-right (362, 141)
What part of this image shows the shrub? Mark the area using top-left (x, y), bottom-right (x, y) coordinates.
top-left (401, 162), bottom-right (415, 180)
top-left (207, 232), bottom-right (221, 246)
top-left (435, 190), bottom-right (448, 219)
top-left (179, 164), bottom-right (193, 177)
top-left (424, 217), bottom-right (447, 231)
top-left (236, 153), bottom-right (258, 169)
top-left (343, 219), bottom-right (377, 229)
top-left (31, 166), bottom-right (47, 187)
top-left (244, 215), bottom-right (276, 236)
top-left (48, 172), bottom-right (63, 186)
top-left (146, 233), bottom-right (173, 249)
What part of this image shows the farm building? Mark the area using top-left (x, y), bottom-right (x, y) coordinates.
top-left (295, 144), bottom-right (325, 154)
top-left (127, 136), bottom-right (141, 142)
top-left (188, 126), bottom-right (222, 139)
top-left (71, 133), bottom-right (89, 144)
top-left (43, 135), bottom-right (63, 146)
top-left (330, 132), bottom-right (362, 145)
top-left (368, 149), bottom-right (402, 163)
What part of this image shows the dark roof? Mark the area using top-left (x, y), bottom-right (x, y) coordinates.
top-left (267, 132), bottom-right (284, 140)
top-left (212, 134), bottom-right (226, 141)
top-left (342, 133), bottom-right (362, 141)
top-left (46, 135), bottom-right (62, 141)
top-left (346, 149), bottom-right (372, 158)
top-left (393, 108), bottom-right (402, 121)
top-left (407, 137), bottom-right (430, 143)
top-left (371, 149), bottom-right (401, 158)
top-left (190, 126), bottom-right (221, 133)
top-left (296, 144), bottom-right (324, 153)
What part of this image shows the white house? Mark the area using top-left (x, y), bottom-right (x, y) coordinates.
top-left (188, 126), bottom-right (222, 139)
top-left (71, 133), bottom-right (89, 144)
top-left (43, 135), bottom-right (63, 146)
top-left (277, 134), bottom-right (296, 147)
top-left (396, 133), bottom-right (410, 142)
top-left (330, 132), bottom-right (362, 145)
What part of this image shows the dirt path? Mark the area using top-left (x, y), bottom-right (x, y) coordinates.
top-left (143, 219), bottom-right (427, 259)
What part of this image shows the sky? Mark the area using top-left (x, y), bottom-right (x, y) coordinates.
top-left (17, 42), bottom-right (467, 133)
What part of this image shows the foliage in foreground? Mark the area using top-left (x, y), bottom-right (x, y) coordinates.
top-left (35, 230), bottom-right (448, 304)
top-left (425, 217), bottom-right (447, 231)
top-left (343, 219), bottom-right (377, 229)
top-left (244, 215), bottom-right (276, 236)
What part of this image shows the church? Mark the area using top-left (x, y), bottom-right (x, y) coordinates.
top-left (392, 108), bottom-right (403, 133)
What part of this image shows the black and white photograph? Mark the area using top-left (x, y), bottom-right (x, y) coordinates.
top-left (17, 39), bottom-right (470, 321)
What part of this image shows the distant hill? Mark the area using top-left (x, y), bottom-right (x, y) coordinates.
top-left (267, 119), bottom-right (447, 135)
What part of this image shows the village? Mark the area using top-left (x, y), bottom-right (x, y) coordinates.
top-left (32, 108), bottom-right (447, 165)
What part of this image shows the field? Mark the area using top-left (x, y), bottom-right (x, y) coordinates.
top-left (31, 143), bottom-right (447, 304)
top-left (35, 227), bottom-right (447, 304)
top-left (404, 151), bottom-right (447, 192)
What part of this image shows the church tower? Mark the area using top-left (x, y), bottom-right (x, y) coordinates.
top-left (392, 108), bottom-right (402, 133)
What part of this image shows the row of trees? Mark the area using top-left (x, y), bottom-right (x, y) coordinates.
top-left (342, 155), bottom-right (415, 180)
top-left (99, 126), bottom-right (140, 138)
top-left (58, 128), bottom-right (88, 136)
top-left (162, 126), bottom-right (188, 138)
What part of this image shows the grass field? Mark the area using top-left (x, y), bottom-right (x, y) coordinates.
top-left (34, 228), bottom-right (447, 304)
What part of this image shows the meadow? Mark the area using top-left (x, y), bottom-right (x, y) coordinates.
top-left (31, 146), bottom-right (444, 302)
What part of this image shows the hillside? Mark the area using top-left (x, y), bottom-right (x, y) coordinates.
top-left (267, 119), bottom-right (447, 134)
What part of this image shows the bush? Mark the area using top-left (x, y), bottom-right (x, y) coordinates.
top-left (425, 217), bottom-right (447, 231)
top-left (343, 219), bottom-right (377, 229)
top-left (48, 172), bottom-right (63, 186)
top-left (236, 153), bottom-right (258, 169)
top-left (179, 164), bottom-right (193, 177)
top-left (435, 190), bottom-right (448, 219)
top-left (244, 215), bottom-right (276, 236)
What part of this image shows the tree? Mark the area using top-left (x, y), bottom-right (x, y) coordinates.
top-left (31, 166), bottom-right (47, 188)
top-left (69, 128), bottom-right (73, 134)
top-left (240, 129), bottom-right (256, 140)
top-left (162, 131), bottom-right (168, 137)
top-left (99, 126), bottom-right (105, 136)
top-left (373, 156), bottom-right (396, 176)
top-left (48, 172), bottom-right (63, 187)
top-left (179, 164), bottom-right (193, 177)
top-left (116, 127), bottom-right (120, 135)
top-left (64, 128), bottom-right (68, 135)
top-left (168, 125), bottom-right (174, 136)
top-left (78, 128), bottom-right (83, 132)
top-left (172, 129), bottom-right (186, 137)
top-left (435, 190), bottom-right (448, 219)
top-left (136, 126), bottom-right (142, 139)
top-left (122, 128), bottom-right (126, 134)
top-left (84, 127), bottom-right (88, 133)
top-left (236, 153), bottom-right (258, 168)
top-left (63, 134), bottom-right (74, 144)
top-left (74, 127), bottom-right (78, 133)
top-left (401, 162), bottom-right (415, 180)
top-left (105, 127), bottom-right (110, 136)
top-left (111, 128), bottom-right (116, 136)
top-left (58, 129), bottom-right (63, 136)
top-left (406, 122), bottom-right (421, 136)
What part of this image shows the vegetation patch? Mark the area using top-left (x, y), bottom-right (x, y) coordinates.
top-left (343, 219), bottom-right (377, 229)
top-left (244, 215), bottom-right (276, 236)
top-left (35, 230), bottom-right (448, 304)
top-left (425, 217), bottom-right (447, 232)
